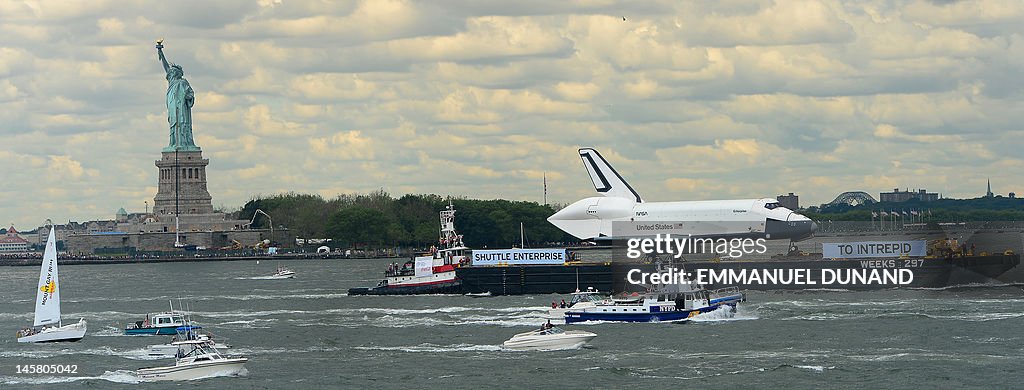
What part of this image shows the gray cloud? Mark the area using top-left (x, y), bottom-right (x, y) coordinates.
top-left (2, 0), bottom-right (1023, 228)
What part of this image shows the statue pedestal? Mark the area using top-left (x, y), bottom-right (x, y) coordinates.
top-left (153, 150), bottom-right (214, 215)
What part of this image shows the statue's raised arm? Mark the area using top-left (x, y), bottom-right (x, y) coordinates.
top-left (156, 39), bottom-right (170, 74)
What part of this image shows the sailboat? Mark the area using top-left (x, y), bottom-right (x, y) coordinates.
top-left (16, 226), bottom-right (87, 343)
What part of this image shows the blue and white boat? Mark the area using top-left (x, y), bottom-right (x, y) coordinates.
top-left (564, 280), bottom-right (745, 323)
top-left (125, 301), bottom-right (188, 335)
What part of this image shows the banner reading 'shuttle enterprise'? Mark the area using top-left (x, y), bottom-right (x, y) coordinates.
top-left (471, 249), bottom-right (566, 266)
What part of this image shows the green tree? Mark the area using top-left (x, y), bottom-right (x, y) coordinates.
top-left (327, 206), bottom-right (393, 247)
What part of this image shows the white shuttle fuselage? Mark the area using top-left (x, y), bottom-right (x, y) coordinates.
top-left (548, 148), bottom-right (816, 241)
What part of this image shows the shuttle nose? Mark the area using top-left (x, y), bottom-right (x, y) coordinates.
top-left (547, 198), bottom-right (602, 240)
top-left (766, 211), bottom-right (817, 241)
top-left (549, 200), bottom-right (591, 222)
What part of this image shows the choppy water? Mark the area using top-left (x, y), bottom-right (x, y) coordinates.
top-left (1, 259), bottom-right (1023, 388)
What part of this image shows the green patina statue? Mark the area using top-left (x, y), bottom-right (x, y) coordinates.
top-left (156, 40), bottom-right (200, 152)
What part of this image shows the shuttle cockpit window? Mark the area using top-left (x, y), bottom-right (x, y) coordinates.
top-left (764, 202), bottom-right (781, 210)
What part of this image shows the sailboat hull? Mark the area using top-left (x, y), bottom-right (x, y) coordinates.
top-left (17, 319), bottom-right (87, 343)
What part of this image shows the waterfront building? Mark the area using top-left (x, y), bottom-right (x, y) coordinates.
top-left (777, 193), bottom-right (799, 210)
top-left (879, 188), bottom-right (939, 203)
top-left (0, 226), bottom-right (30, 253)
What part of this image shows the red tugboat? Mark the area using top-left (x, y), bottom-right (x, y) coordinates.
top-left (348, 202), bottom-right (469, 295)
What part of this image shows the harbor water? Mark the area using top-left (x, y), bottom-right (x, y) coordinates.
top-left (1, 258), bottom-right (1023, 388)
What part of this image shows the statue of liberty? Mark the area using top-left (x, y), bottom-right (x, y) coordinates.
top-left (156, 40), bottom-right (199, 151)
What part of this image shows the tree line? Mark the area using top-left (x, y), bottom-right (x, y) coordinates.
top-left (802, 196), bottom-right (1024, 221)
top-left (238, 191), bottom-right (575, 249)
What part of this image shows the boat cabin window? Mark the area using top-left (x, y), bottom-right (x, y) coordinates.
top-left (540, 327), bottom-right (564, 335)
top-left (570, 293), bottom-right (600, 306)
top-left (156, 317), bottom-right (170, 324)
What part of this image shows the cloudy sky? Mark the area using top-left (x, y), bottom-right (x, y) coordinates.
top-left (2, 0), bottom-right (1023, 229)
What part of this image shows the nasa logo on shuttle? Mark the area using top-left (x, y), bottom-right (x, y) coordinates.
top-left (635, 211), bottom-right (648, 216)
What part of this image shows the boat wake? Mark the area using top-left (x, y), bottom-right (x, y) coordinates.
top-left (907, 282), bottom-right (1024, 291)
top-left (235, 276), bottom-right (291, 280)
top-left (776, 364), bottom-right (835, 373)
top-left (354, 343), bottom-right (503, 353)
top-left (690, 306), bottom-right (760, 322)
top-left (363, 313), bottom-right (549, 328)
top-left (0, 344), bottom-right (169, 361)
top-left (92, 326), bottom-right (136, 337)
top-left (0, 370), bottom-right (141, 385)
top-left (215, 318), bottom-right (278, 328)
top-left (779, 310), bottom-right (1024, 322)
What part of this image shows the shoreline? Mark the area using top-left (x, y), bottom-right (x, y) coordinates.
top-left (0, 253), bottom-right (383, 267)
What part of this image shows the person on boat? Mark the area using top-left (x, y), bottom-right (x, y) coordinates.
top-left (560, 299), bottom-right (567, 308)
top-left (551, 302), bottom-right (557, 309)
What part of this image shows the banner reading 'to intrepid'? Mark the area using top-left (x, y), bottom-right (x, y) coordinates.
top-left (822, 240), bottom-right (927, 259)
top-left (471, 249), bottom-right (567, 266)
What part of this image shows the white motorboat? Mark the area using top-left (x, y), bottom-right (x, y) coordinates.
top-left (137, 340), bottom-right (247, 381)
top-left (16, 227), bottom-right (87, 343)
top-left (146, 326), bottom-right (231, 358)
top-left (502, 326), bottom-right (596, 351)
top-left (268, 265), bottom-right (295, 279)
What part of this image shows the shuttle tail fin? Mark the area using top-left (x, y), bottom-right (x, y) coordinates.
top-left (578, 148), bottom-right (643, 203)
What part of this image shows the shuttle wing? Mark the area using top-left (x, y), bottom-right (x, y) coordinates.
top-left (578, 148), bottom-right (642, 203)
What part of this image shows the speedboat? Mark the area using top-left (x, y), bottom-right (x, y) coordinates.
top-left (16, 227), bottom-right (87, 343)
top-left (502, 326), bottom-right (596, 351)
top-left (146, 326), bottom-right (231, 358)
top-left (268, 265), bottom-right (295, 279)
top-left (137, 340), bottom-right (247, 381)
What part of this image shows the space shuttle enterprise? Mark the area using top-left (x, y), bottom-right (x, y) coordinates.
top-left (548, 148), bottom-right (817, 242)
